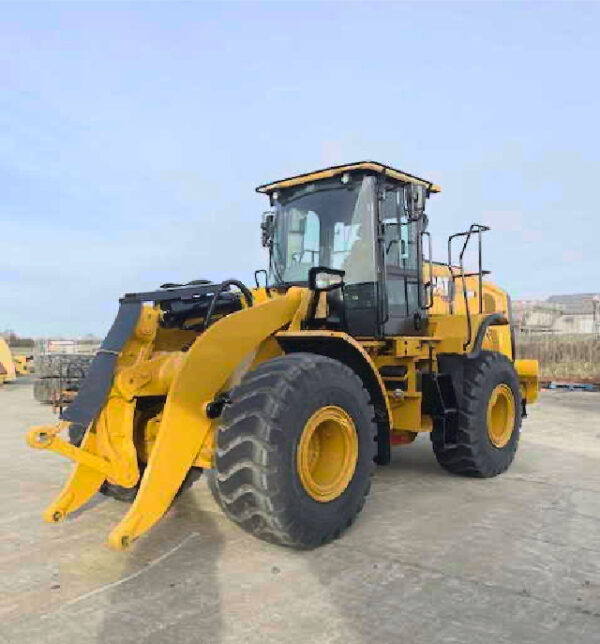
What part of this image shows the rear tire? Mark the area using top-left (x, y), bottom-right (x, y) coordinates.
top-left (211, 353), bottom-right (377, 548)
top-left (432, 351), bottom-right (521, 477)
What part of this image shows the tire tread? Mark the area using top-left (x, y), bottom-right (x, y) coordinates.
top-left (432, 351), bottom-right (521, 478)
top-left (211, 352), bottom-right (377, 548)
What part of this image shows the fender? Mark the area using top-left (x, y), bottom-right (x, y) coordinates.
top-left (275, 330), bottom-right (393, 465)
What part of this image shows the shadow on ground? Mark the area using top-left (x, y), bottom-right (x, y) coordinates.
top-left (95, 490), bottom-right (224, 644)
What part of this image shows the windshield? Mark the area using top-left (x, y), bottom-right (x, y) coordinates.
top-left (270, 175), bottom-right (377, 285)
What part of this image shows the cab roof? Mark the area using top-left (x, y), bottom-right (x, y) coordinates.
top-left (256, 161), bottom-right (441, 195)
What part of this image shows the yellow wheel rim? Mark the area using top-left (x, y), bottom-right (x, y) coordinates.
top-left (487, 384), bottom-right (516, 448)
top-left (297, 406), bottom-right (358, 503)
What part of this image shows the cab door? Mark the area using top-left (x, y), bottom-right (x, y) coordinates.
top-left (380, 186), bottom-right (426, 336)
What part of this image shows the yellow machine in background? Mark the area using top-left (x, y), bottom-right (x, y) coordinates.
top-left (0, 338), bottom-right (34, 382)
top-left (13, 354), bottom-right (34, 376)
top-left (27, 161), bottom-right (538, 550)
top-left (0, 337), bottom-right (16, 384)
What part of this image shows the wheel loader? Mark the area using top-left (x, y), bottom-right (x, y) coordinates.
top-left (27, 161), bottom-right (539, 550)
top-left (0, 337), bottom-right (16, 384)
top-left (13, 354), bottom-right (34, 377)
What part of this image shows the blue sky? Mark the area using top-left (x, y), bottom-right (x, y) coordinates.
top-left (1, 1), bottom-right (598, 336)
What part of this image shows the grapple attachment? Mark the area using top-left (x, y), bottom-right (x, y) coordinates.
top-left (26, 283), bottom-right (302, 549)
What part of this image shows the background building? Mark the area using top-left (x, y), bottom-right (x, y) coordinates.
top-left (514, 293), bottom-right (600, 336)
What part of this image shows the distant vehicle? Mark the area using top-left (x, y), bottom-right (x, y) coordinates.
top-left (0, 337), bottom-right (16, 385)
top-left (13, 354), bottom-right (34, 376)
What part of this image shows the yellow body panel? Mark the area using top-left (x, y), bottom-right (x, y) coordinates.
top-left (515, 359), bottom-right (539, 404)
top-left (276, 329), bottom-right (394, 427)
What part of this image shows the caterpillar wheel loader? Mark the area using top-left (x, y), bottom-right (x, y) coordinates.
top-left (27, 161), bottom-right (539, 550)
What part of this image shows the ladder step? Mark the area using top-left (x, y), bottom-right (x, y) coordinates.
top-left (379, 365), bottom-right (408, 378)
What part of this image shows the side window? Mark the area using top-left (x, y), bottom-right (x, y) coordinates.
top-left (402, 218), bottom-right (418, 270)
top-left (383, 186), bottom-right (421, 319)
top-left (381, 189), bottom-right (401, 266)
top-left (332, 221), bottom-right (360, 269)
top-left (284, 210), bottom-right (320, 281)
top-left (336, 176), bottom-right (378, 285)
top-left (398, 189), bottom-right (418, 271)
top-left (381, 188), bottom-right (417, 268)
top-left (303, 211), bottom-right (320, 262)
top-left (286, 209), bottom-right (319, 266)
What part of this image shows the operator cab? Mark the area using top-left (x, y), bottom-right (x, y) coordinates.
top-left (257, 161), bottom-right (441, 338)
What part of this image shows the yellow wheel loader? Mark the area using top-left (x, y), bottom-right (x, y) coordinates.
top-left (0, 337), bottom-right (16, 384)
top-left (27, 161), bottom-right (539, 550)
top-left (13, 354), bottom-right (34, 376)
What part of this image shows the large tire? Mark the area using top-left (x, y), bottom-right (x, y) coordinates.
top-left (210, 353), bottom-right (377, 548)
top-left (67, 421), bottom-right (202, 502)
top-left (432, 351), bottom-right (522, 477)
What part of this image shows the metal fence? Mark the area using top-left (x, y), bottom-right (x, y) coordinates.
top-left (515, 330), bottom-right (600, 382)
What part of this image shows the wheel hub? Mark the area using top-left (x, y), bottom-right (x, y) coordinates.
top-left (297, 406), bottom-right (358, 502)
top-left (487, 384), bottom-right (516, 448)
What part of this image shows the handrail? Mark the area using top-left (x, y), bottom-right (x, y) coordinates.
top-left (203, 279), bottom-right (254, 331)
top-left (448, 224), bottom-right (490, 350)
top-left (420, 230), bottom-right (434, 309)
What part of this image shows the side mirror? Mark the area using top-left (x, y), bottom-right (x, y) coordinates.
top-left (407, 184), bottom-right (427, 221)
top-left (308, 267), bottom-right (345, 292)
top-left (261, 212), bottom-right (275, 247)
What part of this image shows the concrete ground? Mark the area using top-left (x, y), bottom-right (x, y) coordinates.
top-left (1, 379), bottom-right (599, 644)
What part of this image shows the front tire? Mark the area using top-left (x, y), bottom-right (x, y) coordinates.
top-left (432, 351), bottom-right (522, 477)
top-left (211, 353), bottom-right (377, 548)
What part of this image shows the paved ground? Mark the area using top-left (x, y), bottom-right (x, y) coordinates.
top-left (2, 378), bottom-right (599, 644)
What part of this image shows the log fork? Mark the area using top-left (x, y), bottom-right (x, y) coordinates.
top-left (26, 289), bottom-right (302, 549)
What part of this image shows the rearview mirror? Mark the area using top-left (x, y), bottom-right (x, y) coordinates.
top-left (308, 267), bottom-right (345, 292)
top-left (406, 184), bottom-right (427, 221)
top-left (261, 212), bottom-right (275, 247)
